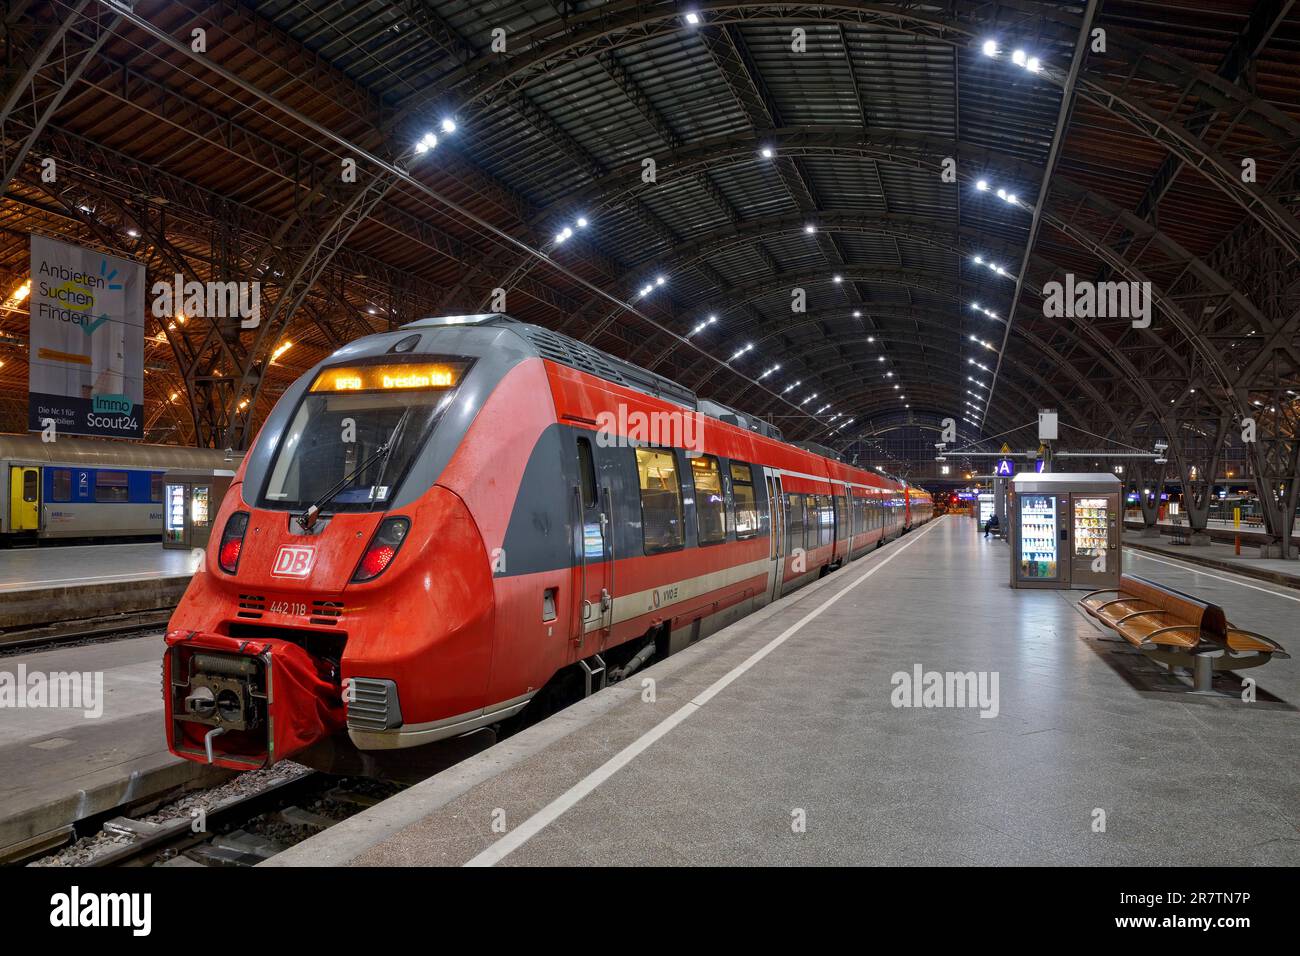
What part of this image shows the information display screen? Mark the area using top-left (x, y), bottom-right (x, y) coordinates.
top-left (309, 362), bottom-right (465, 393)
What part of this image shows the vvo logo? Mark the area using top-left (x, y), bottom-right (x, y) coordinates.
top-left (271, 544), bottom-right (316, 578)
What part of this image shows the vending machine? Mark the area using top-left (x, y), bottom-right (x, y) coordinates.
top-left (164, 480), bottom-right (187, 546)
top-left (1009, 473), bottom-right (1122, 589)
top-left (161, 468), bottom-right (235, 550)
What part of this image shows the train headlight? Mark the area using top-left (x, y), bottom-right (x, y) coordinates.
top-left (218, 511), bottom-right (250, 574)
top-left (352, 516), bottom-right (411, 583)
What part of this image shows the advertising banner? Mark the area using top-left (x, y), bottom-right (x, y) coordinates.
top-left (27, 234), bottom-right (145, 439)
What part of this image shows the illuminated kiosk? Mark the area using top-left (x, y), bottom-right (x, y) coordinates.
top-left (1009, 472), bottom-right (1121, 590)
top-left (162, 468), bottom-right (235, 550)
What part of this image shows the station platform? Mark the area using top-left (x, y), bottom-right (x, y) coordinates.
top-left (1123, 531), bottom-right (1300, 590)
top-left (0, 633), bottom-right (226, 861)
top-left (268, 516), bottom-right (1300, 868)
top-left (0, 543), bottom-right (198, 645)
top-left (0, 542), bottom-right (198, 595)
top-left (1124, 516), bottom-right (1299, 548)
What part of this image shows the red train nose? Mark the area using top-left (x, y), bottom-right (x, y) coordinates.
top-left (164, 631), bottom-right (345, 770)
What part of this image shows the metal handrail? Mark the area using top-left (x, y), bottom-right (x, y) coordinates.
top-left (1113, 608), bottom-right (1172, 625)
top-left (1141, 624), bottom-right (1200, 648)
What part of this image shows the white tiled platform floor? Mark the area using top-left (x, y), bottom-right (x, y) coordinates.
top-left (274, 516), bottom-right (1299, 867)
top-left (0, 542), bottom-right (197, 594)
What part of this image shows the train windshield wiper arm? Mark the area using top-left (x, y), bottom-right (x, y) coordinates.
top-left (296, 409), bottom-right (412, 531)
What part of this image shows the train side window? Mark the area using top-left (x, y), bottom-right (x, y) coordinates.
top-left (576, 437), bottom-right (598, 508)
top-left (730, 461), bottom-right (758, 539)
top-left (22, 470), bottom-right (38, 502)
top-left (819, 495), bottom-right (833, 547)
top-left (51, 469), bottom-right (71, 502)
top-left (835, 494), bottom-right (848, 540)
top-left (691, 455), bottom-right (726, 545)
top-left (150, 473), bottom-right (164, 503)
top-left (786, 493), bottom-right (804, 554)
top-left (94, 470), bottom-right (130, 502)
top-left (635, 447), bottom-right (683, 553)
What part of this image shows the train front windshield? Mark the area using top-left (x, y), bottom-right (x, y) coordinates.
top-left (258, 360), bottom-right (468, 513)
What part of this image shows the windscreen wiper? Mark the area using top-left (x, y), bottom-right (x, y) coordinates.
top-left (296, 409), bottom-right (412, 531)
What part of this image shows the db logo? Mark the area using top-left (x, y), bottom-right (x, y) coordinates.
top-left (271, 545), bottom-right (316, 578)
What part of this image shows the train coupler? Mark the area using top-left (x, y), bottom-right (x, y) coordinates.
top-left (165, 630), bottom-right (345, 770)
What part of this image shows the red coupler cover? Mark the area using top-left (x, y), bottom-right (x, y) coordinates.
top-left (164, 629), bottom-right (344, 769)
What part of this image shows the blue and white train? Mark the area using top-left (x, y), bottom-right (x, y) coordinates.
top-left (1, 433), bottom-right (237, 541)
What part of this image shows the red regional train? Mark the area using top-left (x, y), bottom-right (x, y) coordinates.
top-left (165, 315), bottom-right (933, 769)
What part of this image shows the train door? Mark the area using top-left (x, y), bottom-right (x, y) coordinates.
top-left (573, 436), bottom-right (613, 648)
top-left (8, 466), bottom-right (39, 532)
top-left (763, 467), bottom-right (785, 602)
top-left (833, 485), bottom-right (849, 563)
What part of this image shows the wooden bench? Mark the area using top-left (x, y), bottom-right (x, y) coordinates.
top-left (1080, 574), bottom-right (1287, 692)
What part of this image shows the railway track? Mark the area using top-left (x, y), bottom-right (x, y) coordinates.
top-left (32, 766), bottom-right (403, 868)
top-left (0, 607), bottom-right (175, 654)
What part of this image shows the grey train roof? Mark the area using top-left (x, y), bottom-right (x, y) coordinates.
top-left (403, 315), bottom-right (785, 442)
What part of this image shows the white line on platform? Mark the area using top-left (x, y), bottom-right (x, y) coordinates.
top-left (1124, 548), bottom-right (1300, 605)
top-left (462, 517), bottom-right (944, 867)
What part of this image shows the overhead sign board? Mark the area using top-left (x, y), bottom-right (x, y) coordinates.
top-left (28, 234), bottom-right (145, 439)
top-left (994, 458), bottom-right (1014, 477)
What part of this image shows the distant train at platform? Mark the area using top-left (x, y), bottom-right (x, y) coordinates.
top-left (163, 315), bottom-right (933, 770)
top-left (0, 433), bottom-right (236, 541)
